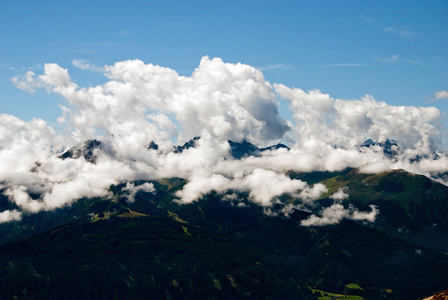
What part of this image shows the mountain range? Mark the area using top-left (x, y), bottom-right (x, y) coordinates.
top-left (0, 138), bottom-right (447, 299)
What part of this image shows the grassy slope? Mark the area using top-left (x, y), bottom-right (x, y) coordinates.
top-left (158, 189), bottom-right (448, 299)
top-left (317, 169), bottom-right (448, 252)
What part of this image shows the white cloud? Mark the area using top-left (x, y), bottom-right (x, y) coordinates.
top-left (301, 204), bottom-right (349, 226)
top-left (238, 169), bottom-right (307, 206)
top-left (350, 204), bottom-right (379, 223)
top-left (72, 59), bottom-right (105, 72)
top-left (4, 186), bottom-right (45, 213)
top-left (299, 183), bottom-right (328, 203)
top-left (435, 90), bottom-right (448, 100)
top-left (11, 71), bottom-right (39, 93)
top-left (40, 158), bottom-right (136, 210)
top-left (32, 56), bottom-right (289, 147)
top-left (0, 209), bottom-right (22, 224)
top-left (0, 114), bottom-right (68, 191)
top-left (123, 182), bottom-right (156, 202)
top-left (330, 187), bottom-right (349, 201)
top-left (275, 84), bottom-right (441, 152)
top-left (175, 168), bottom-right (308, 207)
top-left (359, 14), bottom-right (375, 23)
top-left (175, 171), bottom-right (231, 204)
top-left (12, 63), bottom-right (77, 94)
top-left (300, 203), bottom-right (379, 226)
top-left (3, 56), bottom-right (447, 223)
top-left (258, 63), bottom-right (292, 71)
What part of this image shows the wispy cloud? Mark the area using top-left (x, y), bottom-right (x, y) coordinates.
top-left (258, 63), bottom-right (292, 71)
top-left (72, 59), bottom-right (104, 72)
top-left (373, 54), bottom-right (422, 65)
top-left (359, 14), bottom-right (375, 23)
top-left (383, 26), bottom-right (417, 41)
top-left (3, 63), bottom-right (43, 72)
top-left (374, 54), bottom-right (400, 63)
top-left (435, 90), bottom-right (448, 101)
top-left (319, 63), bottom-right (368, 68)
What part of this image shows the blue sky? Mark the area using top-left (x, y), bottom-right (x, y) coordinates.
top-left (1, 0), bottom-right (447, 125)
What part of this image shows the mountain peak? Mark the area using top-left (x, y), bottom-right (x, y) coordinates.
top-left (361, 138), bottom-right (401, 158)
top-left (228, 140), bottom-right (261, 159)
top-left (228, 140), bottom-right (290, 159)
top-left (173, 136), bottom-right (201, 153)
top-left (60, 139), bottom-right (105, 163)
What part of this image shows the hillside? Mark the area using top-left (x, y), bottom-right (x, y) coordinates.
top-left (316, 169), bottom-right (448, 252)
top-left (0, 215), bottom-right (313, 299)
top-left (1, 168), bottom-right (448, 299)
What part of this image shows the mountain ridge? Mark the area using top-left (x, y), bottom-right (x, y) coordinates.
top-left (1, 166), bottom-right (448, 299)
top-left (1, 137), bottom-right (448, 299)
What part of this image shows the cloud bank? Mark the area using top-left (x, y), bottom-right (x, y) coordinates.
top-left (3, 56), bottom-right (447, 224)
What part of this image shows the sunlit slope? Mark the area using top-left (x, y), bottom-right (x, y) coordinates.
top-left (310, 169), bottom-right (448, 251)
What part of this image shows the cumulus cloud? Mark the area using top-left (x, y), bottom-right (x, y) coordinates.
top-left (301, 204), bottom-right (349, 226)
top-left (3, 56), bottom-right (447, 224)
top-left (100, 56), bottom-right (289, 145)
top-left (11, 71), bottom-right (39, 92)
top-left (0, 114), bottom-right (67, 191)
top-left (350, 204), bottom-right (379, 223)
top-left (0, 209), bottom-right (22, 224)
top-left (238, 169), bottom-right (307, 206)
top-left (12, 63), bottom-right (77, 94)
top-left (4, 186), bottom-right (45, 213)
top-left (40, 158), bottom-right (136, 210)
top-left (176, 168), bottom-right (308, 207)
top-left (299, 183), bottom-right (328, 203)
top-left (330, 188), bottom-right (349, 201)
top-left (15, 57), bottom-right (289, 150)
top-left (123, 182), bottom-right (156, 202)
top-left (175, 172), bottom-right (231, 204)
top-left (275, 84), bottom-right (441, 152)
top-left (300, 204), bottom-right (379, 226)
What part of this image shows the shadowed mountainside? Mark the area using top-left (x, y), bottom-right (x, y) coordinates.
top-left (1, 137), bottom-right (448, 299)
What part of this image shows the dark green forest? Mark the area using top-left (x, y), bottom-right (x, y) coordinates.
top-left (1, 169), bottom-right (447, 299)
